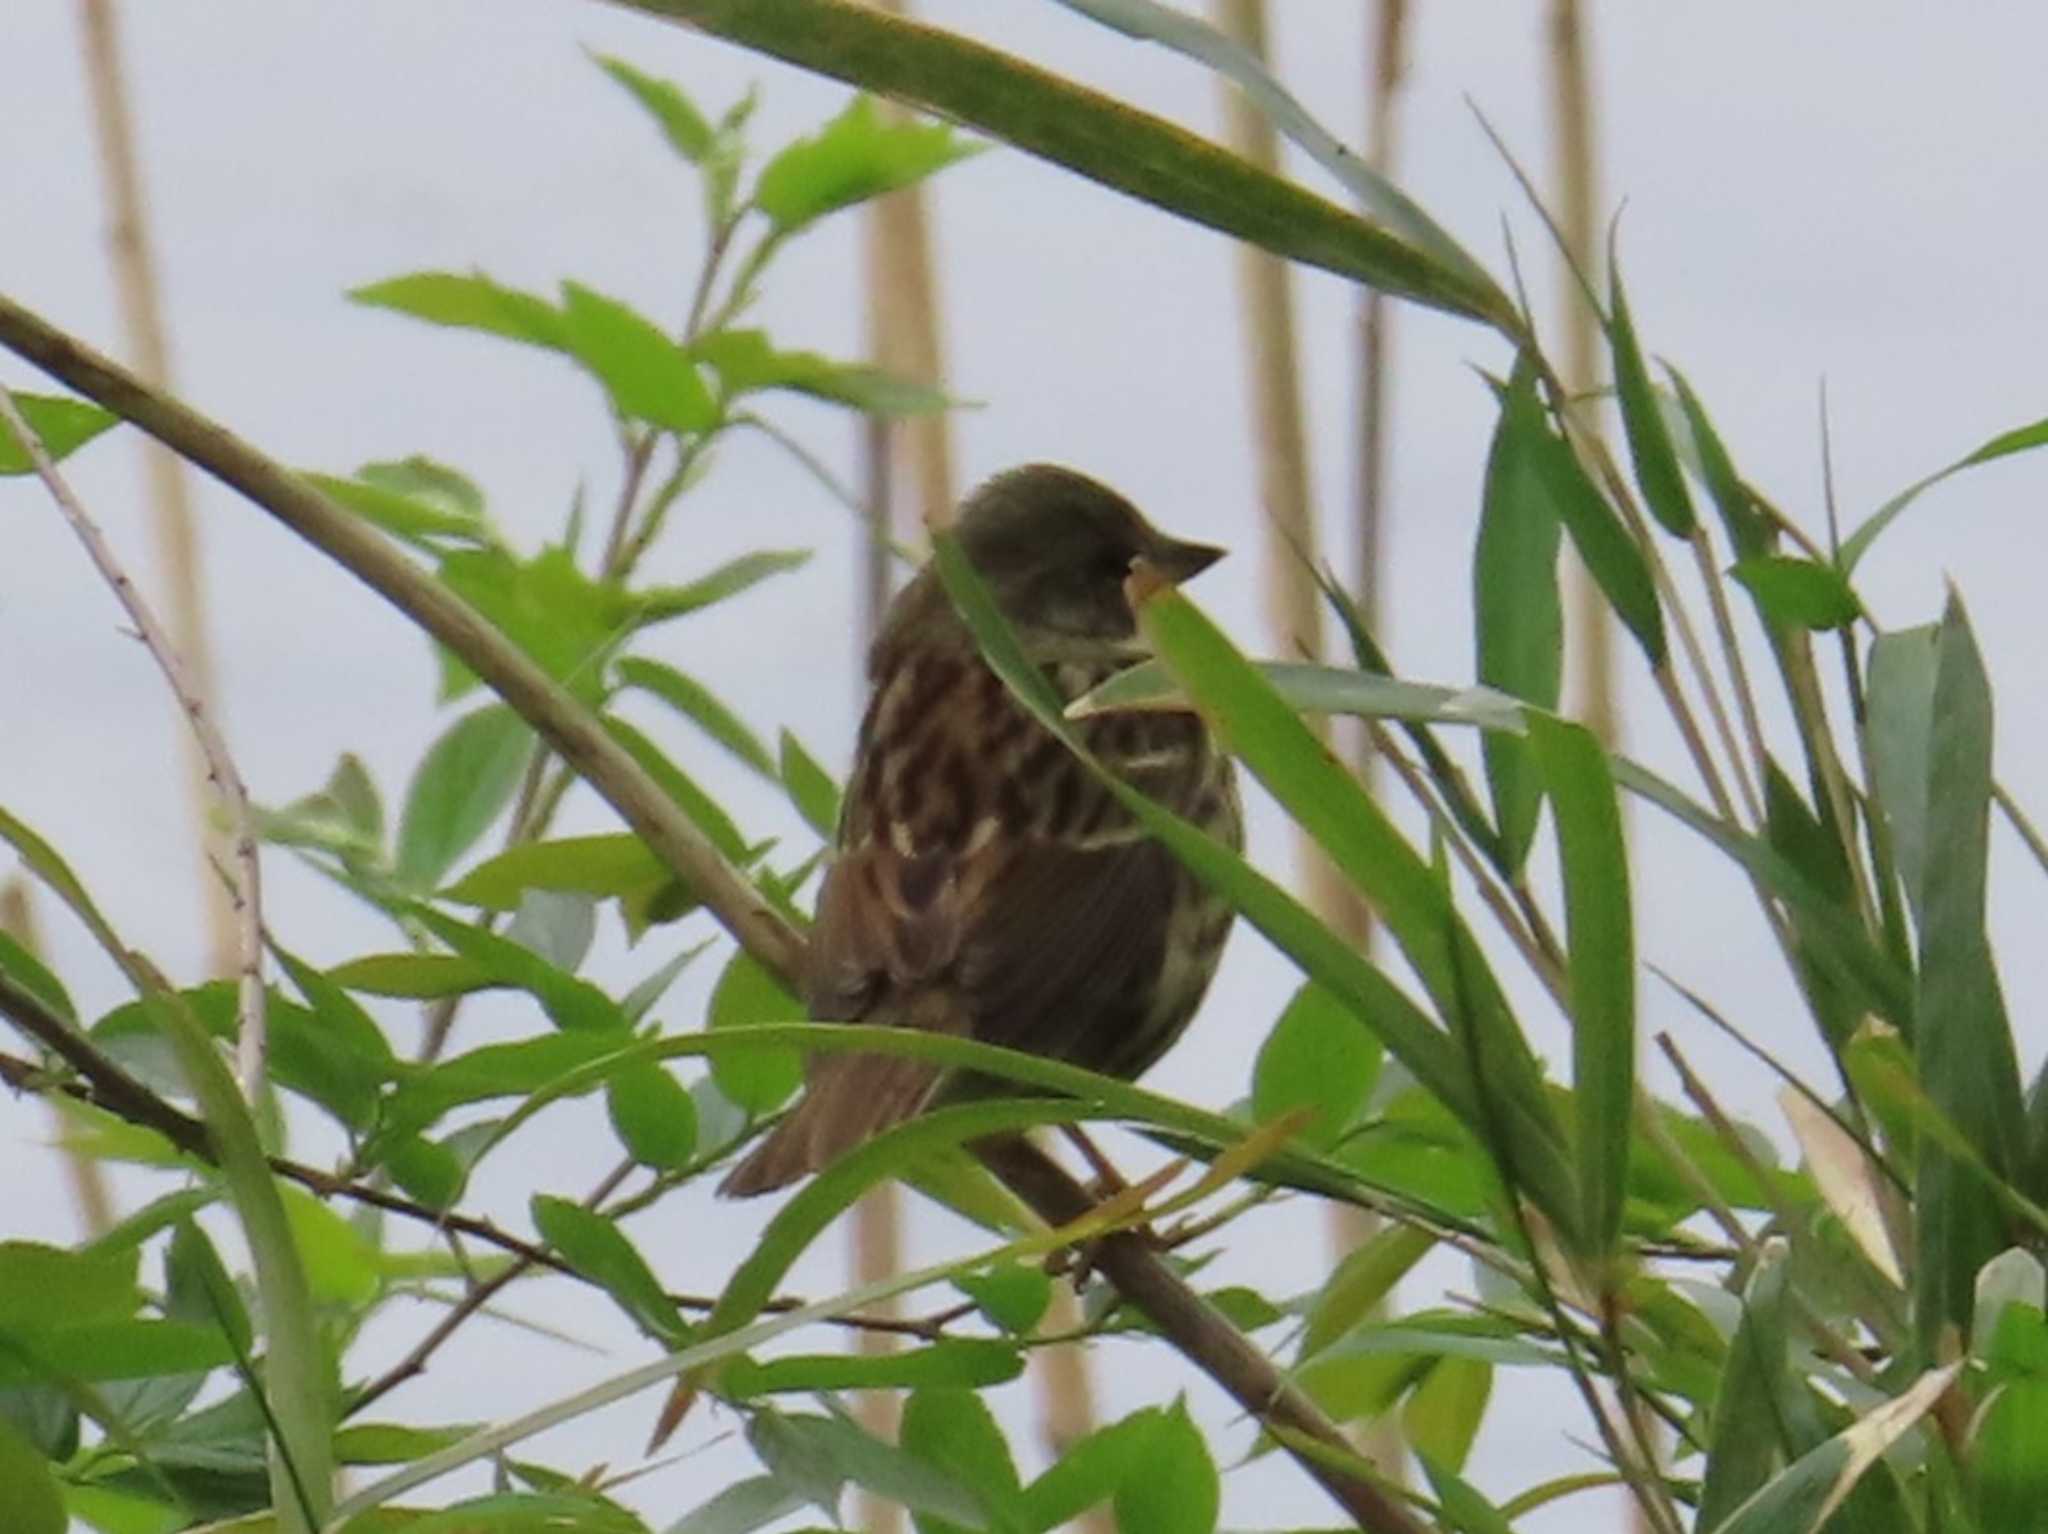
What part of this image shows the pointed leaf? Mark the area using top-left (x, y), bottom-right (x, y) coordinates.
top-left (756, 95), bottom-right (984, 232)
top-left (558, 281), bottom-right (716, 432)
top-left (529, 1196), bottom-right (686, 1345)
top-left (349, 271), bottom-right (566, 349)
top-left (1607, 269), bottom-right (1694, 536)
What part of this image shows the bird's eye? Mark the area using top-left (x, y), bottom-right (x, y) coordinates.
top-left (1096, 551), bottom-right (1133, 583)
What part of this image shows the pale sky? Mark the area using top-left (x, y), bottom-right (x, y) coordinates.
top-left (7, 4), bottom-right (2048, 1530)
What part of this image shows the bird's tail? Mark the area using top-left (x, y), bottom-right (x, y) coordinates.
top-left (717, 1050), bottom-right (943, 1197)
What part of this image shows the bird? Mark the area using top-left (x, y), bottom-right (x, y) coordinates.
top-left (718, 463), bottom-right (1243, 1196)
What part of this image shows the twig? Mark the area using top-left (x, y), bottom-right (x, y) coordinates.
top-left (0, 383), bottom-right (266, 1094)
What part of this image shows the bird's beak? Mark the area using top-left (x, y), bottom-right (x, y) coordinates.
top-left (1149, 535), bottom-right (1227, 584)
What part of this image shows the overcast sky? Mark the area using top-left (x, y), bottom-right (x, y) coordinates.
top-left (8, 4), bottom-right (2048, 1530)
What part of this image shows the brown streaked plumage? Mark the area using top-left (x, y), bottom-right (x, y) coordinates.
top-left (719, 464), bottom-right (1241, 1197)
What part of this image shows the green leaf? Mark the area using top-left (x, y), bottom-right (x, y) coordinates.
top-left (0, 932), bottom-right (74, 1025)
top-left (1018, 1411), bottom-right (1155, 1532)
top-left (349, 270), bottom-right (566, 349)
top-left (694, 328), bottom-right (953, 415)
top-left (1527, 714), bottom-right (1634, 1258)
top-left (952, 1264), bottom-right (1053, 1336)
top-left (607, 715), bottom-right (755, 866)
top-left (558, 280), bottom-right (717, 433)
top-left (63, 1484), bottom-right (186, 1534)
top-left (529, 1196), bottom-right (686, 1345)
top-left (1417, 1454), bottom-right (1517, 1534)
top-left (378, 1032), bottom-right (622, 1144)
top-left (902, 1388), bottom-right (1021, 1534)
top-left (1698, 1245), bottom-right (1803, 1529)
top-left (631, 550), bottom-right (812, 625)
top-left (1514, 368), bottom-right (1665, 665)
top-left (779, 730), bottom-right (843, 839)
top-left (0, 1414), bottom-right (64, 1534)
top-left (593, 53), bottom-right (713, 161)
top-left (332, 1422), bottom-right (477, 1465)
top-left (1729, 557), bottom-right (1863, 631)
top-left (442, 832), bottom-right (673, 911)
top-left (1711, 1364), bottom-right (1959, 1534)
top-left (1916, 594), bottom-right (2029, 1354)
top-left (0, 1243), bottom-right (140, 1329)
top-left (280, 1185), bottom-right (380, 1306)
top-left (1840, 413), bottom-right (2048, 573)
top-left (167, 1222), bottom-right (252, 1356)
top-left (755, 95), bottom-right (984, 232)
top-left (748, 1409), bottom-right (987, 1527)
top-left (615, 657), bottom-right (777, 777)
top-left (723, 1341), bottom-right (1023, 1397)
top-left (1976, 1378), bottom-right (2048, 1532)
top-left (707, 949), bottom-right (804, 1113)
top-left (1606, 267), bottom-right (1694, 537)
top-left (1112, 1402), bottom-right (1216, 1534)
top-left (1301, 1223), bottom-right (1436, 1362)
top-left (667, 1476), bottom-right (806, 1534)
top-left (408, 906), bottom-right (625, 1033)
top-left (606, 1062), bottom-right (699, 1170)
top-left (327, 952), bottom-right (493, 1000)
top-left (1665, 366), bottom-right (1772, 560)
top-left (437, 545), bottom-right (631, 702)
top-left (1403, 1356), bottom-right (1491, 1475)
top-left (304, 467), bottom-right (486, 548)
top-left (0, 1321), bottom-right (235, 1384)
top-left (1473, 361), bottom-right (1563, 872)
top-left (1252, 981), bottom-right (1381, 1150)
top-left (393, 705), bottom-right (533, 891)
top-left (1864, 626), bottom-right (1940, 923)
top-left (0, 392), bottom-right (118, 475)
top-left (382, 1491), bottom-right (646, 1534)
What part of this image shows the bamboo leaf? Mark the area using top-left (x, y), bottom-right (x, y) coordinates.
top-left (1840, 414), bottom-right (2048, 573)
top-left (1606, 268), bottom-right (1694, 536)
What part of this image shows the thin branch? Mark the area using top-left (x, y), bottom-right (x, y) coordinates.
top-left (0, 293), bottom-right (1408, 1533)
top-left (0, 382), bottom-right (266, 1095)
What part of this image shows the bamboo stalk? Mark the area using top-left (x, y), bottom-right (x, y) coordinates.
top-left (76, 0), bottom-right (235, 978)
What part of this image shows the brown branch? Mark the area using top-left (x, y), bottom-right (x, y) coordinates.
top-left (0, 292), bottom-right (1427, 1534)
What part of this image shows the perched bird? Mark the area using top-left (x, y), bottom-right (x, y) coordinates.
top-left (719, 464), bottom-right (1242, 1196)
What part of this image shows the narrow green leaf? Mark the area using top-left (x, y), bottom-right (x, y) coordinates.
top-left (1402, 1356), bottom-right (1491, 1474)
top-left (749, 1409), bottom-right (987, 1527)
top-left (530, 1196), bottom-right (686, 1345)
top-left (1729, 557), bottom-right (1863, 631)
top-left (1473, 362), bottom-right (1563, 872)
top-left (667, 1475), bottom-right (805, 1534)
top-left (1916, 595), bottom-right (2029, 1354)
top-left (1606, 268), bottom-right (1694, 536)
top-left (0, 1243), bottom-right (140, 1328)
top-left (1251, 981), bottom-right (1381, 1150)
top-left (332, 1423), bottom-right (478, 1466)
top-left (695, 328), bottom-right (953, 415)
top-left (327, 952), bottom-right (492, 1000)
top-left (707, 949), bottom-right (804, 1113)
top-left (393, 705), bottom-right (533, 891)
top-left (167, 1222), bottom-right (252, 1356)
top-left (1125, 569), bottom-right (1576, 1232)
top-left (756, 95), bottom-right (983, 232)
top-left (1528, 714), bottom-right (1633, 1258)
top-left (303, 471), bottom-right (484, 548)
top-left (441, 833), bottom-right (672, 911)
top-left (1017, 1411), bottom-right (1155, 1532)
top-left (0, 392), bottom-right (118, 475)
top-left (724, 1341), bottom-right (1023, 1397)
top-left (1518, 373), bottom-right (1665, 665)
top-left (349, 271), bottom-right (566, 349)
top-left (378, 1032), bottom-right (622, 1145)
top-left (951, 1264), bottom-right (1053, 1336)
top-left (1697, 1244), bottom-right (1801, 1528)
top-left (1113, 1402), bottom-right (1217, 1534)
top-left (607, 715), bottom-right (754, 866)
top-left (0, 1321), bottom-right (234, 1385)
top-left (1865, 626), bottom-right (1940, 923)
top-left (779, 730), bottom-right (843, 839)
top-left (0, 932), bottom-right (74, 1025)
top-left (593, 53), bottom-right (713, 161)
top-left (1417, 1454), bottom-right (1517, 1534)
top-left (410, 906), bottom-right (627, 1034)
top-left (615, 657), bottom-right (777, 777)
top-left (631, 550), bottom-right (811, 624)
top-left (1841, 414), bottom-right (2048, 573)
top-left (1712, 1363), bottom-right (1959, 1534)
top-left (605, 1062), bottom-right (699, 1170)
top-left (558, 280), bottom-right (716, 433)
top-left (1665, 364), bottom-right (1772, 559)
top-left (1301, 1224), bottom-right (1436, 1361)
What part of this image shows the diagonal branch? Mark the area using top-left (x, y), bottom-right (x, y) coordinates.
top-left (0, 291), bottom-right (1429, 1534)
